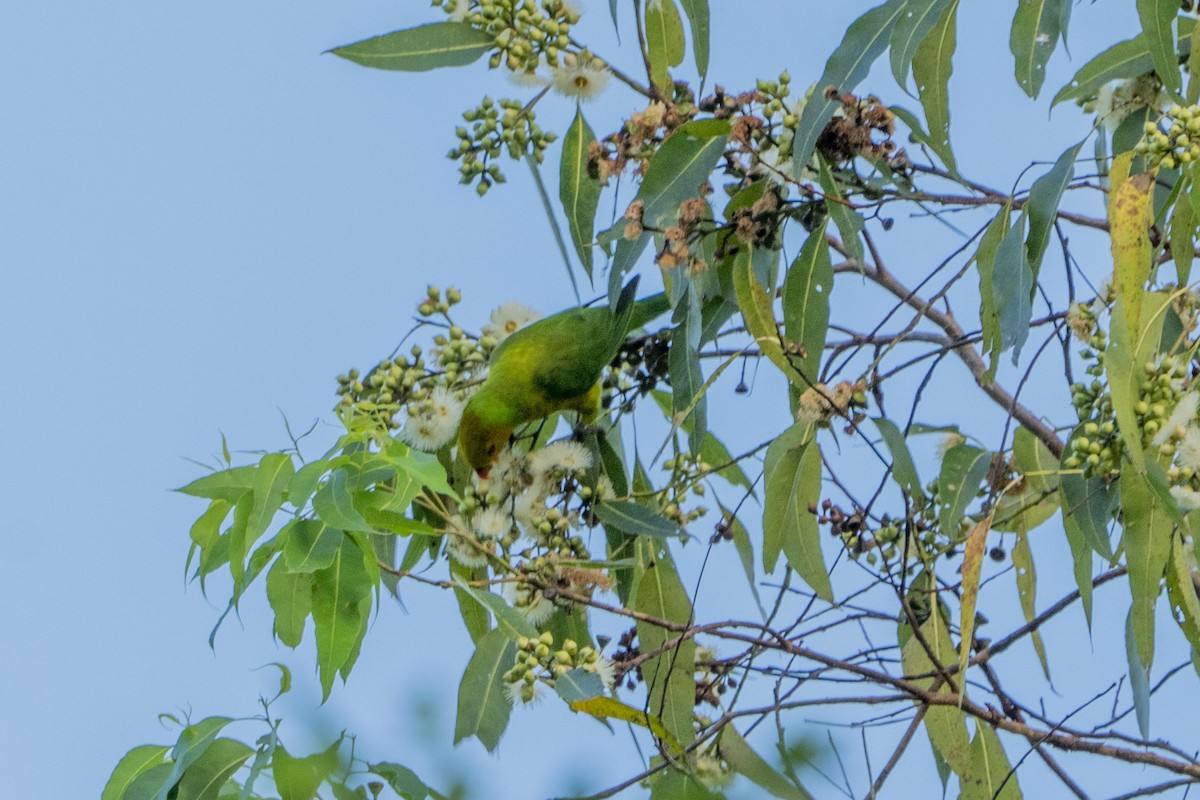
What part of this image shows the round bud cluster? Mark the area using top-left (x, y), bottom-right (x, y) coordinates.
top-left (755, 70), bottom-right (795, 128)
top-left (1136, 104), bottom-right (1200, 168)
top-left (660, 451), bottom-right (711, 526)
top-left (503, 632), bottom-right (606, 704)
top-left (448, 97), bottom-right (557, 196)
top-left (445, 0), bottom-right (581, 73)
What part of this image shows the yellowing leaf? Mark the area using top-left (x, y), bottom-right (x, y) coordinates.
top-left (570, 696), bottom-right (685, 756)
top-left (957, 519), bottom-right (990, 683)
top-left (1108, 160), bottom-right (1155, 335)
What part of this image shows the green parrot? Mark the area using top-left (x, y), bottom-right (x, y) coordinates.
top-left (458, 278), bottom-right (670, 475)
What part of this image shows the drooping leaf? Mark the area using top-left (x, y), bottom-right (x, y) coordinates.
top-left (718, 725), bottom-right (813, 800)
top-left (329, 23), bottom-right (495, 72)
top-left (1120, 462), bottom-right (1173, 672)
top-left (677, 0), bottom-right (710, 82)
top-left (369, 763), bottom-right (429, 800)
top-left (157, 716), bottom-right (234, 800)
top-left (935, 444), bottom-right (990, 541)
top-left (817, 156), bottom-right (865, 267)
top-left (957, 519), bottom-right (990, 681)
top-left (873, 417), bottom-right (925, 500)
top-left (724, 508), bottom-right (766, 618)
top-left (102, 745), bottom-right (170, 800)
top-left (959, 724), bottom-right (1020, 799)
top-left (1125, 610), bottom-right (1153, 739)
top-left (1165, 528), bottom-right (1200, 654)
top-left (976, 203), bottom-right (1012, 381)
top-left (635, 558), bottom-right (696, 746)
top-left (610, 119), bottom-right (730, 294)
top-left (177, 466), bottom-right (257, 503)
top-left (570, 696), bottom-right (684, 756)
top-left (594, 500), bottom-right (686, 540)
top-left (762, 424), bottom-right (832, 600)
top-left (450, 574), bottom-right (538, 639)
top-left (1010, 0), bottom-right (1071, 98)
top-left (173, 738), bottom-right (253, 800)
top-left (1171, 173), bottom-right (1196, 284)
top-left (900, 609), bottom-right (972, 775)
top-left (889, 0), bottom-right (954, 89)
top-left (670, 288), bottom-right (707, 452)
top-left (266, 558), bottom-right (313, 648)
top-left (560, 107), bottom-right (601, 280)
top-left (312, 538), bottom-right (373, 700)
top-left (1012, 527), bottom-right (1050, 679)
top-left (273, 739), bottom-right (342, 800)
top-left (733, 247), bottom-right (804, 387)
top-left (993, 213), bottom-right (1033, 363)
top-left (1138, 0), bottom-right (1181, 97)
top-left (792, 0), bottom-right (908, 172)
top-left (1052, 35), bottom-right (1152, 107)
top-left (645, 0), bottom-right (685, 96)
top-left (1023, 141), bottom-right (1083, 274)
top-left (782, 221), bottom-right (833, 384)
top-left (911, 0), bottom-right (959, 172)
top-left (453, 628), bottom-right (516, 752)
top-left (1109, 165), bottom-right (1156, 335)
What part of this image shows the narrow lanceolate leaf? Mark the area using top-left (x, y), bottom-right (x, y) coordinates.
top-left (1165, 529), bottom-right (1200, 654)
top-left (1171, 175), bottom-right (1196, 284)
top-left (1024, 141), bottom-right (1083, 274)
top-left (1120, 463), bottom-right (1173, 671)
top-left (595, 500), bottom-right (686, 540)
top-left (936, 444), bottom-right (990, 542)
top-left (635, 558), bottom-right (697, 746)
top-left (992, 213), bottom-right (1033, 363)
top-left (329, 23), bottom-right (495, 72)
top-left (177, 465), bottom-right (257, 502)
top-left (901, 611), bottom-right (972, 775)
top-left (1060, 463), bottom-right (1110, 627)
top-left (957, 519), bottom-right (989, 682)
top-left (873, 417), bottom-right (925, 500)
top-left (174, 738), bottom-right (254, 800)
top-left (266, 558), bottom-right (313, 647)
top-left (1125, 610), bottom-right (1153, 739)
top-left (1052, 36), bottom-right (1152, 106)
top-left (911, 0), bottom-right (959, 172)
top-left (570, 696), bottom-right (684, 756)
top-left (762, 424), bottom-right (832, 600)
top-left (960, 724), bottom-right (1021, 799)
top-left (976, 203), bottom-right (1011, 381)
top-left (453, 628), bottom-right (515, 751)
top-left (792, 0), bottom-right (908, 173)
top-left (1109, 165), bottom-right (1156, 335)
top-left (677, 0), bottom-right (710, 82)
top-left (102, 746), bottom-right (170, 800)
top-left (1010, 0), bottom-right (1071, 98)
top-left (312, 538), bottom-right (373, 700)
top-left (816, 156), bottom-right (865, 266)
top-left (670, 291), bottom-right (707, 451)
top-left (450, 573), bottom-right (538, 639)
top-left (610, 119), bottom-right (730, 295)
top-left (889, 0), bottom-right (953, 89)
top-left (559, 108), bottom-right (601, 280)
top-left (733, 247), bottom-right (804, 386)
top-left (718, 725), bottom-right (813, 800)
top-left (782, 221), bottom-right (833, 384)
top-left (645, 0), bottom-right (685, 96)
top-left (1138, 0), bottom-right (1181, 97)
top-left (1012, 528), bottom-right (1049, 678)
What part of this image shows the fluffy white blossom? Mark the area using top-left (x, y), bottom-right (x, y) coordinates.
top-left (549, 57), bottom-right (610, 101)
top-left (400, 386), bottom-right (465, 451)
top-left (446, 530), bottom-right (488, 568)
top-left (1170, 485), bottom-right (1200, 511)
top-left (1155, 392), bottom-right (1200, 445)
top-left (530, 440), bottom-right (593, 477)
top-left (512, 489), bottom-right (548, 534)
top-left (471, 506), bottom-right (511, 540)
top-left (504, 678), bottom-right (542, 706)
top-left (514, 588), bottom-right (556, 626)
top-left (483, 301), bottom-right (540, 342)
top-left (1177, 426), bottom-right (1200, 470)
top-left (590, 655), bottom-right (616, 689)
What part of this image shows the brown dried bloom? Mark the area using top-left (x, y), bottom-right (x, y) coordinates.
top-left (816, 91), bottom-right (898, 164)
top-left (679, 196), bottom-right (707, 225)
top-left (624, 199), bottom-right (645, 222)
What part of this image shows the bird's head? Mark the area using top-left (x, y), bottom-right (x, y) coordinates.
top-left (458, 401), bottom-right (513, 478)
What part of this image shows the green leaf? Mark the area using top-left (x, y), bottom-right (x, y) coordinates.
top-left (670, 288), bottom-right (707, 452)
top-left (387, 442), bottom-right (458, 499)
top-left (282, 520), bottom-right (343, 573)
top-left (872, 417), bottom-right (925, 500)
top-left (102, 745), bottom-right (170, 800)
top-left (936, 444), bottom-right (990, 541)
top-left (992, 213), bottom-right (1032, 363)
top-left (1052, 35), bottom-right (1152, 107)
top-left (733, 247), bottom-right (803, 386)
top-left (1010, 0), bottom-right (1070, 97)
top-left (782, 221), bottom-right (833, 383)
top-left (900, 611), bottom-right (972, 775)
top-left (1023, 141), bottom-right (1083, 274)
top-left (635, 558), bottom-right (696, 746)
top-left (158, 717), bottom-right (233, 800)
top-left (724, 508), bottom-right (766, 617)
top-left (1060, 467), bottom-right (1107, 627)
top-left (816, 156), bottom-right (864, 267)
top-left (273, 739), bottom-right (341, 800)
top-left (245, 453), bottom-right (292, 552)
top-left (889, 0), bottom-right (953, 89)
top-left (329, 23), bottom-right (494, 72)
top-left (452, 562), bottom-right (491, 644)
top-left (554, 667), bottom-right (605, 703)
top-left (718, 726), bottom-right (812, 799)
top-left (1166, 527), bottom-right (1200, 655)
top-left (1012, 528), bottom-right (1050, 679)
top-left (451, 574), bottom-right (538, 639)
top-left (594, 500), bottom-right (686, 540)
top-left (1171, 175), bottom-right (1196, 284)
top-left (1125, 610), bottom-right (1153, 739)
top-left (313, 470), bottom-right (372, 533)
top-left (370, 763), bottom-right (429, 800)
top-left (288, 460), bottom-right (327, 510)
top-left (677, 0), bottom-right (710, 82)
top-left (559, 107), bottom-right (601, 280)
top-left (453, 628), bottom-right (515, 751)
top-left (610, 119), bottom-right (730, 294)
top-left (1120, 462), bottom-right (1173, 671)
top-left (190, 499), bottom-right (233, 582)
top-left (121, 764), bottom-right (176, 800)
top-left (174, 738), bottom-right (253, 800)
top-left (645, 0), bottom-right (685, 96)
top-left (266, 558), bottom-right (313, 647)
top-left (178, 466), bottom-right (257, 502)
top-left (960, 724), bottom-right (1020, 799)
top-left (976, 204), bottom-right (1011, 381)
top-left (763, 424), bottom-right (832, 600)
top-left (792, 0), bottom-right (907, 172)
top-left (312, 538), bottom-right (373, 700)
top-left (911, 0), bottom-right (959, 172)
top-left (1138, 0), bottom-right (1181, 97)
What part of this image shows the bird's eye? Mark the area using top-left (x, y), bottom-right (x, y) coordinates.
top-left (487, 443), bottom-right (496, 455)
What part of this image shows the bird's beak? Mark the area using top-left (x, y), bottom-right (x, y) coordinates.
top-left (475, 466), bottom-right (491, 479)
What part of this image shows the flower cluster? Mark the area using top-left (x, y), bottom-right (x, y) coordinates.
top-left (1137, 103), bottom-right (1200, 168)
top-left (440, 0), bottom-right (581, 73)
top-left (449, 97), bottom-right (557, 195)
top-left (503, 631), bottom-right (616, 705)
top-left (659, 451), bottom-right (711, 526)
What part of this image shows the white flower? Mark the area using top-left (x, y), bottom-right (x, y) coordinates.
top-left (594, 475), bottom-right (615, 501)
top-left (509, 585), bottom-right (556, 626)
top-left (492, 449), bottom-right (531, 497)
top-left (549, 58), bottom-right (610, 102)
top-left (429, 385), bottom-right (466, 427)
top-left (512, 490), bottom-right (547, 534)
top-left (471, 506), bottom-right (511, 540)
top-left (530, 441), bottom-right (593, 478)
top-left (1178, 426), bottom-right (1200, 470)
top-left (447, 535), bottom-right (488, 568)
top-left (483, 302), bottom-right (540, 342)
top-left (1171, 485), bottom-right (1200, 511)
top-left (399, 414), bottom-right (454, 451)
top-left (590, 656), bottom-right (616, 689)
top-left (1154, 392), bottom-right (1200, 446)
top-left (507, 70), bottom-right (548, 88)
top-left (504, 679), bottom-right (542, 706)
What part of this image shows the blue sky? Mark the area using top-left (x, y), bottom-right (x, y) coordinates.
top-left (4, 2), bottom-right (1191, 798)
